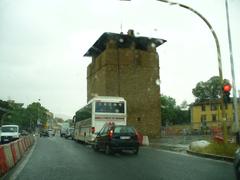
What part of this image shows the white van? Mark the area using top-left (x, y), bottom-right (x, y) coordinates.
top-left (0, 125), bottom-right (20, 143)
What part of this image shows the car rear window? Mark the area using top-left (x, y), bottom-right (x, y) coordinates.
top-left (114, 126), bottom-right (135, 134)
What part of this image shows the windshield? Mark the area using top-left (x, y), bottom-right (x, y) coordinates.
top-left (114, 126), bottom-right (135, 134)
top-left (0, 0), bottom-right (239, 179)
top-left (1, 126), bottom-right (18, 132)
top-left (95, 102), bottom-right (125, 113)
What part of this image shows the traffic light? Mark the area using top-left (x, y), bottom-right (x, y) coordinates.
top-left (223, 83), bottom-right (231, 104)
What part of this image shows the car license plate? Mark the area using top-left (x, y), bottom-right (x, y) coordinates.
top-left (120, 136), bottom-right (130, 140)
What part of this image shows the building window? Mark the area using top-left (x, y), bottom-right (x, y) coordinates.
top-left (211, 104), bottom-right (217, 111)
top-left (201, 105), bottom-right (206, 111)
top-left (212, 114), bottom-right (217, 122)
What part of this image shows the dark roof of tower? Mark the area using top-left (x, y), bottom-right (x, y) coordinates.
top-left (84, 32), bottom-right (166, 57)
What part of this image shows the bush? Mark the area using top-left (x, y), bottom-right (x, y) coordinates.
top-left (193, 142), bottom-right (239, 157)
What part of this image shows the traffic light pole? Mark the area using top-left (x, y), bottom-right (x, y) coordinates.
top-left (225, 0), bottom-right (239, 132)
top-left (157, 0), bottom-right (228, 143)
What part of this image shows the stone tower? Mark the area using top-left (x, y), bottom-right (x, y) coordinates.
top-left (84, 30), bottom-right (166, 137)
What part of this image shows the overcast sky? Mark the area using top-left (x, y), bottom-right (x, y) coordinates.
top-left (0, 0), bottom-right (239, 118)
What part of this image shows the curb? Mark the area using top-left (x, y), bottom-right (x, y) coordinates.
top-left (149, 143), bottom-right (189, 151)
top-left (187, 149), bottom-right (234, 162)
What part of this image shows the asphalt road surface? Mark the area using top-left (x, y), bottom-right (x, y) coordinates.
top-left (7, 135), bottom-right (235, 180)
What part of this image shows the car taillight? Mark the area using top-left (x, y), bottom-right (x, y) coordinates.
top-left (91, 127), bottom-right (95, 134)
top-left (108, 130), bottom-right (113, 139)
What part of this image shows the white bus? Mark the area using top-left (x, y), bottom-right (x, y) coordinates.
top-left (73, 96), bottom-right (127, 143)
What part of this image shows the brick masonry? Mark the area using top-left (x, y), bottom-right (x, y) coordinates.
top-left (86, 36), bottom-right (162, 137)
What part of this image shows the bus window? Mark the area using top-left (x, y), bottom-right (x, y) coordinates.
top-left (95, 102), bottom-right (125, 113)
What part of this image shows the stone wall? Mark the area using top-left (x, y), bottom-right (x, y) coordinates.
top-left (87, 41), bottom-right (161, 137)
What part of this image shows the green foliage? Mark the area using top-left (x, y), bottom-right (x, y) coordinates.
top-left (192, 76), bottom-right (230, 102)
top-left (26, 102), bottom-right (49, 127)
top-left (161, 95), bottom-right (190, 126)
top-left (0, 99), bottom-right (12, 119)
top-left (0, 99), bottom-right (52, 131)
top-left (192, 142), bottom-right (239, 158)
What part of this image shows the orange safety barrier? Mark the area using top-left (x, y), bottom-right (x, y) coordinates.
top-left (213, 135), bottom-right (224, 143)
top-left (26, 136), bottom-right (30, 147)
top-left (10, 143), bottom-right (17, 164)
top-left (23, 138), bottom-right (28, 149)
top-left (27, 136), bottom-right (31, 146)
top-left (2, 144), bottom-right (14, 169)
top-left (15, 142), bottom-right (21, 162)
top-left (13, 141), bottom-right (21, 162)
top-left (0, 146), bottom-right (8, 176)
top-left (0, 136), bottom-right (35, 177)
top-left (21, 138), bottom-right (27, 151)
top-left (17, 140), bottom-right (24, 157)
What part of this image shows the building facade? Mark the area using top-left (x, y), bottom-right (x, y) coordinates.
top-left (84, 30), bottom-right (166, 137)
top-left (190, 99), bottom-right (240, 131)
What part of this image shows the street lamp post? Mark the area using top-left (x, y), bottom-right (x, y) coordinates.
top-left (157, 0), bottom-right (228, 143)
top-left (225, 0), bottom-right (239, 133)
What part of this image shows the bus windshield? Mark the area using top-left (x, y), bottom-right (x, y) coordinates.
top-left (95, 102), bottom-right (124, 113)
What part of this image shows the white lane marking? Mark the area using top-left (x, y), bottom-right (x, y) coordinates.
top-left (143, 146), bottom-right (233, 165)
top-left (9, 137), bottom-right (37, 180)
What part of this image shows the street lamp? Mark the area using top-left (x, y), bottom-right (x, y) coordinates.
top-left (225, 0), bottom-right (239, 132)
top-left (156, 0), bottom-right (228, 142)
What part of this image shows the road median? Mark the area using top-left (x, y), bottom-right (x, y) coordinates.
top-left (187, 149), bottom-right (234, 162)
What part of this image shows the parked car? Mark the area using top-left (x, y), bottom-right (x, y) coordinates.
top-left (92, 124), bottom-right (139, 155)
top-left (234, 147), bottom-right (240, 180)
top-left (21, 130), bottom-right (29, 136)
top-left (40, 129), bottom-right (49, 137)
top-left (0, 125), bottom-right (20, 143)
top-left (48, 129), bottom-right (55, 136)
top-left (65, 127), bottom-right (74, 139)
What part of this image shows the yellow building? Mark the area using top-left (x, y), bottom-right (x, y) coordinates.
top-left (190, 99), bottom-right (240, 131)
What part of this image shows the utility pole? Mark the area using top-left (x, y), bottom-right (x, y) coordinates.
top-left (225, 0), bottom-right (239, 134)
top-left (156, 0), bottom-right (228, 142)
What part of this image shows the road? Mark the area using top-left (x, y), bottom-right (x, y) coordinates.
top-left (7, 135), bottom-right (235, 180)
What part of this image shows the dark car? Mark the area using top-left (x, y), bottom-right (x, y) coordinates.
top-left (21, 130), bottom-right (29, 136)
top-left (40, 129), bottom-right (49, 137)
top-left (93, 124), bottom-right (139, 155)
top-left (234, 148), bottom-right (240, 180)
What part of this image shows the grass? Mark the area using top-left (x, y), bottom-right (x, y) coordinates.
top-left (191, 142), bottom-right (239, 157)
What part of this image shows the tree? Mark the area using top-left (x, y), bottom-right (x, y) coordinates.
top-left (0, 100), bottom-right (12, 125)
top-left (0, 99), bottom-right (52, 131)
top-left (26, 102), bottom-right (50, 129)
top-left (192, 76), bottom-right (230, 102)
top-left (180, 100), bottom-right (188, 110)
top-left (161, 95), bottom-right (190, 126)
